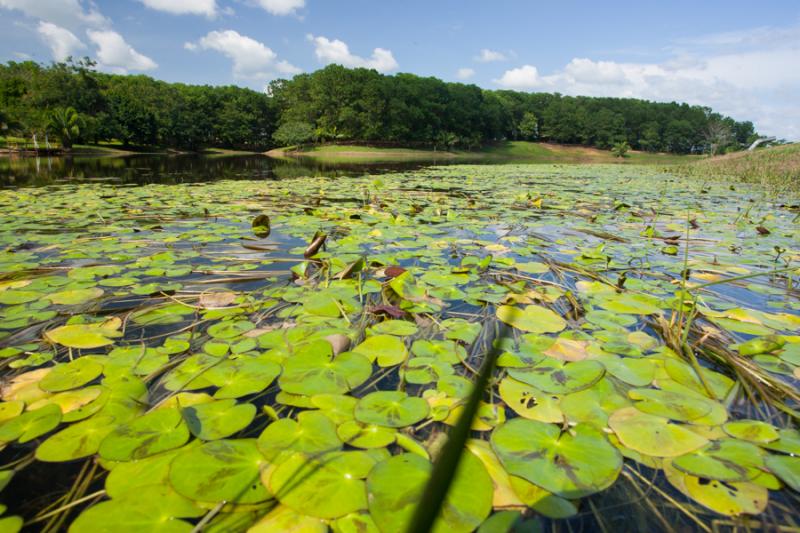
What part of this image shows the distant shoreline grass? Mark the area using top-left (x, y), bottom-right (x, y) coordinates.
top-left (266, 141), bottom-right (698, 165)
top-left (679, 143), bottom-right (800, 193)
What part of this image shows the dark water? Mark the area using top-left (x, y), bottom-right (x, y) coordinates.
top-left (0, 153), bottom-right (441, 187)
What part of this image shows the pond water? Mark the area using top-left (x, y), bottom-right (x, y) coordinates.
top-left (0, 155), bottom-right (798, 532)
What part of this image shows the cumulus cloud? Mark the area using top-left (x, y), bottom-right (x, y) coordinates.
top-left (254, 0), bottom-right (304, 16)
top-left (308, 35), bottom-right (398, 72)
top-left (138, 0), bottom-right (218, 17)
top-left (494, 25), bottom-right (800, 139)
top-left (87, 29), bottom-right (157, 72)
top-left (456, 67), bottom-right (475, 80)
top-left (0, 0), bottom-right (107, 30)
top-left (493, 65), bottom-right (541, 89)
top-left (474, 48), bottom-right (507, 62)
top-left (186, 30), bottom-right (300, 80)
top-left (37, 21), bottom-right (86, 61)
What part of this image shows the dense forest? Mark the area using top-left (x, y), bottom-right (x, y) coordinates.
top-left (0, 59), bottom-right (757, 154)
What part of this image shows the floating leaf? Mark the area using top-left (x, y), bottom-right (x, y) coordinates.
top-left (45, 319), bottom-right (122, 349)
top-left (496, 305), bottom-right (566, 334)
top-left (672, 439), bottom-right (765, 481)
top-left (508, 359), bottom-right (604, 394)
top-left (279, 340), bottom-right (371, 395)
top-left (609, 407), bottom-right (708, 457)
top-left (765, 455), bottom-right (800, 492)
top-left (0, 403), bottom-right (61, 444)
top-left (257, 410), bottom-right (342, 460)
top-left (169, 439), bottom-right (270, 504)
top-left (723, 420), bottom-right (780, 443)
top-left (36, 415), bottom-right (116, 462)
top-left (182, 399), bottom-right (255, 440)
top-left (491, 418), bottom-right (622, 498)
top-left (269, 451), bottom-right (371, 519)
top-left (354, 391), bottom-right (429, 428)
top-left (40, 357), bottom-right (103, 392)
top-left (352, 334), bottom-right (408, 367)
top-left (49, 287), bottom-right (104, 306)
top-left (99, 408), bottom-right (190, 461)
top-left (498, 377), bottom-right (562, 423)
top-left (205, 357), bottom-right (280, 399)
top-left (337, 420), bottom-right (396, 448)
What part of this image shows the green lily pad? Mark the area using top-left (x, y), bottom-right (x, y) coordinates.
top-left (249, 505), bottom-right (326, 533)
top-left (279, 340), bottom-right (371, 395)
top-left (0, 290), bottom-right (43, 305)
top-left (205, 357), bottom-right (281, 399)
top-left (49, 287), bottom-right (105, 305)
top-left (496, 305), bottom-right (566, 334)
top-left (106, 443), bottom-right (201, 499)
top-left (169, 439), bottom-right (270, 504)
top-left (723, 420), bottom-right (780, 443)
top-left (257, 410), bottom-right (342, 460)
top-left (69, 498), bottom-right (194, 533)
top-left (508, 359), bottom-right (605, 394)
top-left (609, 407), bottom-right (709, 457)
top-left (672, 439), bottom-right (765, 481)
top-left (368, 320), bottom-right (418, 337)
top-left (352, 334), bottom-right (408, 367)
top-left (765, 455), bottom-right (800, 492)
top-left (182, 399), bottom-right (255, 440)
top-left (36, 415), bottom-right (116, 462)
top-left (354, 391), bottom-right (429, 428)
top-left (664, 459), bottom-right (768, 516)
top-left (560, 377), bottom-right (630, 426)
top-left (269, 451), bottom-right (371, 519)
top-left (491, 418), bottom-right (622, 498)
top-left (498, 377), bottom-right (562, 423)
top-left (44, 319), bottom-right (122, 349)
top-left (366, 452), bottom-right (492, 533)
top-left (596, 292), bottom-right (661, 315)
top-left (0, 403), bottom-right (61, 443)
top-left (629, 388), bottom-right (714, 421)
top-left (0, 401), bottom-right (23, 423)
top-left (337, 420), bottom-right (396, 448)
top-left (40, 357), bottom-right (104, 392)
top-left (410, 339), bottom-right (464, 364)
top-left (98, 408), bottom-right (190, 461)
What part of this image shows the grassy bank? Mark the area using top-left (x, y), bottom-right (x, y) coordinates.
top-left (267, 141), bottom-right (698, 165)
top-left (681, 143), bottom-right (800, 193)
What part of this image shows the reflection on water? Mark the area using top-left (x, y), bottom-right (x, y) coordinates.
top-left (0, 153), bottom-right (441, 187)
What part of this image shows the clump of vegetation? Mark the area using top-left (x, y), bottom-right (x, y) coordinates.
top-left (681, 143), bottom-right (800, 193)
top-left (0, 164), bottom-right (797, 531)
top-left (611, 140), bottom-right (630, 158)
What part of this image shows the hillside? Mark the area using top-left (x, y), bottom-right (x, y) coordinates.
top-left (683, 143), bottom-right (800, 191)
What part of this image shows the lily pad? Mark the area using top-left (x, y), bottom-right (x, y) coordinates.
top-left (169, 439), bottom-right (270, 504)
top-left (354, 391), bottom-right (429, 428)
top-left (0, 403), bottom-right (61, 443)
top-left (491, 418), bottom-right (622, 498)
top-left (496, 305), bottom-right (566, 334)
top-left (723, 420), bottom-right (779, 443)
top-left (44, 318), bottom-right (122, 349)
top-left (672, 439), bottom-right (765, 481)
top-left (36, 415), bottom-right (116, 462)
top-left (279, 340), bottom-right (371, 395)
top-left (99, 408), bottom-right (190, 461)
top-left (351, 334), bottom-right (408, 367)
top-left (257, 410), bottom-right (342, 460)
top-left (269, 451), bottom-right (371, 519)
top-left (609, 407), bottom-right (709, 457)
top-left (765, 455), bottom-right (800, 492)
top-left (508, 359), bottom-right (605, 394)
top-left (182, 399), bottom-right (255, 440)
top-left (40, 357), bottom-right (103, 392)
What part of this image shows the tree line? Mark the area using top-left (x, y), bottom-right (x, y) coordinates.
top-left (1, 59), bottom-right (756, 154)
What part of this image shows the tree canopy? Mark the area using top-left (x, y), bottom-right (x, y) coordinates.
top-left (0, 59), bottom-right (756, 154)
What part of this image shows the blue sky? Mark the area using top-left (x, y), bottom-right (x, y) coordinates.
top-left (2, 0), bottom-right (799, 138)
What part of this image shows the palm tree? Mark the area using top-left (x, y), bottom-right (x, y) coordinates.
top-left (47, 107), bottom-right (82, 150)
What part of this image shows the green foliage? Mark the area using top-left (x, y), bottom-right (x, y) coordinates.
top-left (611, 140), bottom-right (630, 158)
top-left (1, 60), bottom-right (756, 153)
top-left (47, 107), bottom-right (82, 149)
top-left (272, 120), bottom-right (315, 147)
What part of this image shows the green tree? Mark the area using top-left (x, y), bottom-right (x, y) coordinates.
top-left (518, 112), bottom-right (539, 140)
top-left (47, 107), bottom-right (82, 149)
top-left (611, 140), bottom-right (630, 158)
top-left (273, 121), bottom-right (315, 147)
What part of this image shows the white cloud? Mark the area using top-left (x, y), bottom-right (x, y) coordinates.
top-left (493, 25), bottom-right (800, 139)
top-left (255, 0), bottom-right (304, 16)
top-left (474, 48), bottom-right (507, 63)
top-left (0, 0), bottom-right (107, 30)
top-left (87, 29), bottom-right (157, 72)
top-left (138, 0), bottom-right (217, 17)
top-left (456, 67), bottom-right (475, 80)
top-left (493, 65), bottom-right (541, 89)
top-left (37, 21), bottom-right (86, 60)
top-left (309, 35), bottom-right (398, 72)
top-left (186, 30), bottom-right (300, 80)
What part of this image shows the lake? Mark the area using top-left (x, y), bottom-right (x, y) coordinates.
top-left (0, 154), bottom-right (798, 532)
